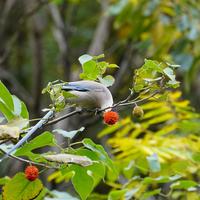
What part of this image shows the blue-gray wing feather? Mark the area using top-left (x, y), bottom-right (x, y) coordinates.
top-left (62, 83), bottom-right (90, 91)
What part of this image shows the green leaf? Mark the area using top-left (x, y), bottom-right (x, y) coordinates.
top-left (133, 59), bottom-right (163, 92)
top-left (65, 148), bottom-right (106, 186)
top-left (171, 180), bottom-right (198, 190)
top-left (15, 132), bottom-right (56, 161)
top-left (0, 81), bottom-right (14, 111)
top-left (0, 102), bottom-right (15, 120)
top-left (0, 177), bottom-right (10, 186)
top-left (98, 75), bottom-right (115, 87)
top-left (34, 188), bottom-right (50, 200)
top-left (78, 54), bottom-right (93, 65)
top-left (108, 189), bottom-right (128, 200)
top-left (3, 173), bottom-right (43, 200)
top-left (109, 64), bottom-right (119, 68)
top-left (192, 152), bottom-right (200, 163)
top-left (82, 138), bottom-right (116, 173)
top-left (93, 54), bottom-right (105, 60)
top-left (142, 175), bottom-right (182, 184)
top-left (20, 101), bottom-right (29, 119)
top-left (12, 95), bottom-right (29, 119)
top-left (0, 82), bottom-right (29, 120)
top-left (144, 59), bottom-right (163, 73)
top-left (53, 127), bottom-right (85, 139)
top-left (75, 148), bottom-right (106, 181)
top-left (146, 153), bottom-right (161, 173)
top-left (97, 62), bottom-right (109, 74)
top-left (69, 164), bottom-right (94, 200)
top-left (141, 189), bottom-right (161, 200)
top-left (80, 60), bottom-right (100, 80)
top-left (171, 160), bottom-right (189, 173)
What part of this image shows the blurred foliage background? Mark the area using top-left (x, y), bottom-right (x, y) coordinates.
top-left (0, 0), bottom-right (200, 114)
top-left (0, 0), bottom-right (200, 199)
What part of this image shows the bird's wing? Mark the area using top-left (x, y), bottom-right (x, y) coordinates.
top-left (62, 83), bottom-right (90, 92)
top-left (62, 81), bottom-right (103, 92)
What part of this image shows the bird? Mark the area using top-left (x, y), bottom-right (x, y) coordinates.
top-left (0, 80), bottom-right (113, 161)
top-left (62, 80), bottom-right (113, 111)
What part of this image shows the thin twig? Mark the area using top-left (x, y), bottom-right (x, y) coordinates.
top-left (0, 149), bottom-right (58, 169)
top-left (118, 91), bottom-right (160, 106)
top-left (46, 109), bottom-right (82, 126)
top-left (39, 91), bottom-right (160, 126)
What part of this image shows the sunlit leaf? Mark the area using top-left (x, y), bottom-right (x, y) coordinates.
top-left (15, 132), bottom-right (57, 161)
top-left (78, 54), bottom-right (93, 65)
top-left (53, 127), bottom-right (85, 139)
top-left (3, 173), bottom-right (43, 200)
top-left (171, 180), bottom-right (198, 190)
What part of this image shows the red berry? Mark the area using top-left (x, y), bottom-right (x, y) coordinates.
top-left (103, 111), bottom-right (119, 125)
top-left (25, 165), bottom-right (39, 181)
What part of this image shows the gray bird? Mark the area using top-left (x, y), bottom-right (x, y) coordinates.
top-left (62, 80), bottom-right (113, 110)
top-left (0, 80), bottom-right (113, 161)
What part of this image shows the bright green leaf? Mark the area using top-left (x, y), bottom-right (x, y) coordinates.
top-left (15, 132), bottom-right (56, 161)
top-left (0, 177), bottom-right (10, 186)
top-left (171, 180), bottom-right (198, 190)
top-left (0, 81), bottom-right (14, 111)
top-left (80, 60), bottom-right (100, 80)
top-left (3, 173), bottom-right (43, 200)
top-left (108, 189), bottom-right (128, 200)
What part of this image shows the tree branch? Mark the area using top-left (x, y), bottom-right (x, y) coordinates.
top-left (44, 90), bottom-right (160, 126)
top-left (46, 109), bottom-right (82, 126)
